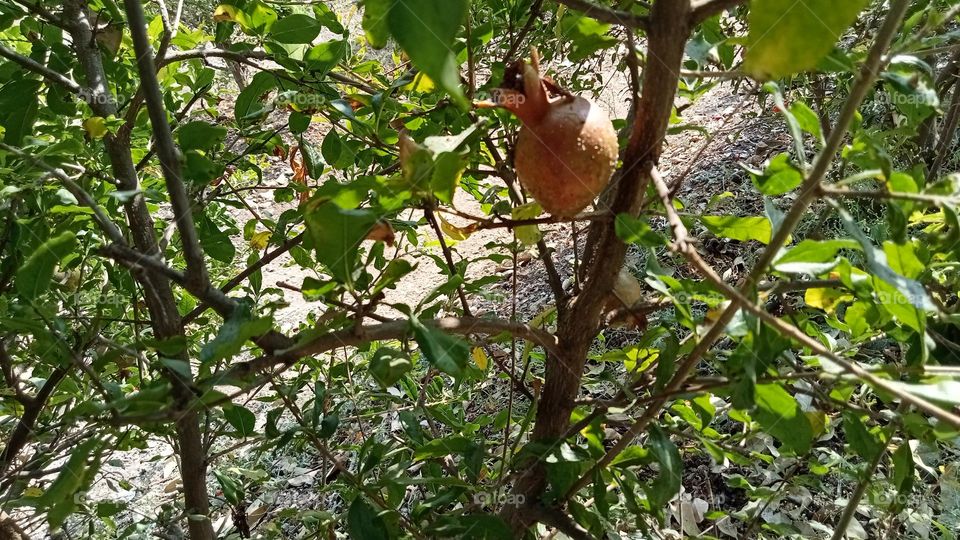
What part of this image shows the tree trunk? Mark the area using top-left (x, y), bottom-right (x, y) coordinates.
top-left (503, 0), bottom-right (692, 531)
top-left (63, 2), bottom-right (215, 538)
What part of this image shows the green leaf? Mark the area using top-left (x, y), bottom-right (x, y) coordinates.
top-left (414, 435), bottom-right (477, 460)
top-left (235, 71), bottom-right (276, 126)
top-left (789, 101), bottom-right (823, 142)
top-left (753, 384), bottom-right (812, 454)
top-left (882, 57), bottom-right (940, 124)
top-left (842, 411), bottom-right (881, 461)
top-left (197, 215), bottom-right (235, 263)
top-left (891, 442), bottom-right (914, 497)
top-left (37, 439), bottom-right (100, 530)
top-left (270, 14), bottom-right (322, 43)
top-left (644, 426), bottom-right (681, 508)
top-left (836, 205), bottom-right (935, 312)
top-left (883, 241), bottom-right (924, 280)
top-left (223, 405), bottom-right (257, 437)
top-left (177, 121), bottom-right (227, 151)
top-left (297, 135), bottom-right (324, 178)
top-left (213, 470), bottom-right (244, 506)
top-left (16, 231), bottom-right (77, 301)
top-left (773, 239), bottom-right (860, 273)
top-left (512, 202), bottom-right (542, 247)
top-left (318, 412), bottom-right (339, 438)
top-left (557, 13), bottom-right (618, 62)
top-left (303, 200), bottom-right (381, 284)
top-left (701, 215), bottom-right (772, 243)
top-left (368, 347), bottom-right (413, 388)
top-left (305, 40), bottom-right (348, 76)
top-left (411, 319), bottom-right (469, 378)
top-left (615, 213), bottom-right (666, 247)
top-left (387, 0), bottom-right (468, 108)
top-left (361, 0), bottom-right (391, 48)
top-left (372, 259), bottom-right (415, 295)
top-left (347, 497), bottom-right (390, 540)
top-left (749, 153), bottom-right (803, 196)
top-left (0, 79), bottom-right (41, 145)
top-left (289, 111), bottom-right (311, 134)
top-left (744, 0), bottom-right (870, 80)
top-left (200, 303), bottom-right (273, 364)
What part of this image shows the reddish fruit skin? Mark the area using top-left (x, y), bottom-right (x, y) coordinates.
top-left (515, 95), bottom-right (618, 217)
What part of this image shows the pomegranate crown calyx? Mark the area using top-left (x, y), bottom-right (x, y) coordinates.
top-left (491, 50), bottom-right (550, 125)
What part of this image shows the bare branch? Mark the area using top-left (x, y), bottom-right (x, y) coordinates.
top-left (218, 317), bottom-right (561, 383)
top-left (689, 0), bottom-right (747, 26)
top-left (551, 0), bottom-right (648, 30)
top-left (123, 0), bottom-right (209, 293)
top-left (181, 233), bottom-right (305, 325)
top-left (820, 186), bottom-right (960, 207)
top-left (0, 43), bottom-right (83, 95)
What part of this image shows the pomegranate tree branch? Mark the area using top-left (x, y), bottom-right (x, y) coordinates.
top-left (0, 43), bottom-right (83, 94)
top-left (689, 0), bottom-right (746, 25)
top-left (551, 0), bottom-right (648, 30)
top-left (181, 233), bottom-right (305, 325)
top-left (124, 0), bottom-right (209, 294)
top-left (0, 363), bottom-right (70, 474)
top-left (157, 48), bottom-right (377, 94)
top-left (214, 317), bottom-right (561, 382)
top-left (99, 243), bottom-right (295, 354)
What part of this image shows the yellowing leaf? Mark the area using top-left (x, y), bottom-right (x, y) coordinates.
top-left (23, 486), bottom-right (43, 498)
top-left (512, 202), bottom-right (542, 246)
top-left (213, 4), bottom-right (239, 22)
top-left (404, 72), bottom-right (436, 93)
top-left (472, 347), bottom-right (488, 370)
top-left (83, 116), bottom-right (108, 139)
top-left (806, 411), bottom-right (828, 438)
top-left (804, 287), bottom-right (850, 314)
top-left (249, 231), bottom-right (271, 250)
top-left (439, 215), bottom-right (474, 241)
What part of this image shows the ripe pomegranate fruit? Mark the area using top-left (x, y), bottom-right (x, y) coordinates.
top-left (486, 51), bottom-right (619, 217)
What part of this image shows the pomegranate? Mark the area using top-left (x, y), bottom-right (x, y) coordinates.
top-left (487, 51), bottom-right (619, 217)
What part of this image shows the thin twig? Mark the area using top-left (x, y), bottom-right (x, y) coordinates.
top-left (551, 0), bottom-right (647, 30)
top-left (0, 43), bottom-right (83, 94)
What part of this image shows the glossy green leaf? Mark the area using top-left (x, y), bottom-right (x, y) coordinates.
top-left (16, 231), bottom-right (77, 301)
top-left (644, 426), bottom-right (681, 508)
top-left (347, 497), bottom-right (390, 540)
top-left (235, 71), bottom-right (277, 126)
top-left (411, 319), bottom-right (469, 379)
top-left (749, 153), bottom-right (803, 196)
top-left (200, 304), bottom-right (272, 364)
top-left (701, 215), bottom-right (772, 244)
top-left (223, 405), bottom-right (257, 438)
top-left (0, 79), bottom-right (41, 145)
top-left (753, 384), bottom-right (812, 454)
top-left (744, 0), bottom-right (869, 80)
top-left (304, 200), bottom-right (381, 284)
top-left (387, 0), bottom-right (468, 108)
top-left (361, 0), bottom-right (391, 49)
top-left (177, 121), bottom-right (227, 151)
top-left (369, 347), bottom-right (413, 388)
top-left (270, 14), bottom-right (322, 43)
